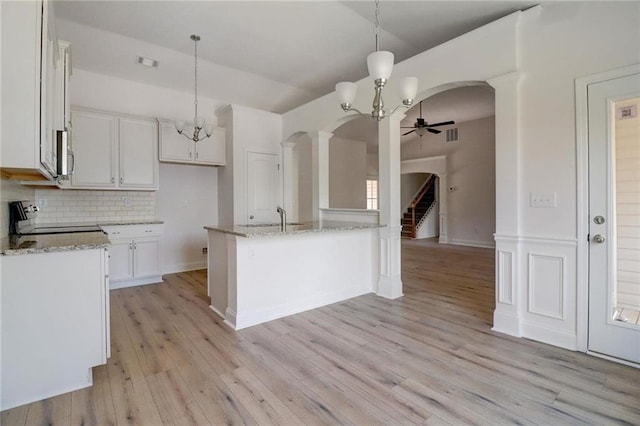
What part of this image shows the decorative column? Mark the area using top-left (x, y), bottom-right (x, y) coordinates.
top-left (377, 110), bottom-right (404, 299)
top-left (487, 72), bottom-right (521, 337)
top-left (281, 141), bottom-right (297, 222)
top-left (310, 131), bottom-right (332, 221)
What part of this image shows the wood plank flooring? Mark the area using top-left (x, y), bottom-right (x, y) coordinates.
top-left (3, 239), bottom-right (640, 425)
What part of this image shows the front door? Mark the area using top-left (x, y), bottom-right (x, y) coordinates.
top-left (588, 72), bottom-right (640, 364)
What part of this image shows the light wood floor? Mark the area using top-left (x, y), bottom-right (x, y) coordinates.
top-left (3, 239), bottom-right (640, 425)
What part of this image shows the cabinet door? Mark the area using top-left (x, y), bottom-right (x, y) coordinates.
top-left (108, 240), bottom-right (133, 283)
top-left (133, 238), bottom-right (161, 278)
top-left (195, 127), bottom-right (225, 165)
top-left (119, 118), bottom-right (158, 189)
top-left (71, 110), bottom-right (117, 188)
top-left (158, 120), bottom-right (194, 163)
top-left (39, 2), bottom-right (58, 177)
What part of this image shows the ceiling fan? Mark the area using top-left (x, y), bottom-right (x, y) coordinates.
top-left (401, 101), bottom-right (455, 137)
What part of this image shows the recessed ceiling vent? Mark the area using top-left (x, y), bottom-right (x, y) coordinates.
top-left (446, 128), bottom-right (459, 142)
top-left (136, 56), bottom-right (158, 68)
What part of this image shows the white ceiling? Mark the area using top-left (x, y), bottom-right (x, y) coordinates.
top-left (53, 1), bottom-right (535, 114)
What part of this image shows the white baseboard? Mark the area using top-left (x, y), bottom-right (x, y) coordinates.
top-left (162, 261), bottom-right (206, 275)
top-left (109, 276), bottom-right (162, 290)
top-left (520, 321), bottom-right (577, 351)
top-left (492, 310), bottom-right (521, 337)
top-left (231, 285), bottom-right (371, 330)
top-left (209, 305), bottom-right (225, 319)
top-left (444, 238), bottom-right (496, 249)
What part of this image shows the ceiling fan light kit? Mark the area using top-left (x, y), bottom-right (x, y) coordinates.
top-left (175, 34), bottom-right (213, 143)
top-left (401, 100), bottom-right (455, 137)
top-left (335, 0), bottom-right (417, 121)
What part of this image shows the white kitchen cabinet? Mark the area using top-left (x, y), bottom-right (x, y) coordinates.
top-left (1, 0), bottom-right (70, 181)
top-left (102, 224), bottom-right (163, 288)
top-left (158, 119), bottom-right (225, 166)
top-left (70, 108), bottom-right (159, 190)
top-left (0, 248), bottom-right (110, 410)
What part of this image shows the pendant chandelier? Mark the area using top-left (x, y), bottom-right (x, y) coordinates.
top-left (175, 34), bottom-right (213, 142)
top-left (335, 0), bottom-right (418, 121)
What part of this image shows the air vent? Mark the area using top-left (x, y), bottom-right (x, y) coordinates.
top-left (446, 128), bottom-right (459, 142)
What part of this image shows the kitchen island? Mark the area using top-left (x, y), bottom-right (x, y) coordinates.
top-left (204, 221), bottom-right (383, 330)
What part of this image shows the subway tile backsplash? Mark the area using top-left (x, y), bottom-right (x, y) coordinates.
top-left (34, 189), bottom-right (156, 224)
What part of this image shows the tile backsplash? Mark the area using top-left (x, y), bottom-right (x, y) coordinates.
top-left (34, 189), bottom-right (156, 224)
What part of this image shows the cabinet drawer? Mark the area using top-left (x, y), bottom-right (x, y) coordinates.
top-left (101, 224), bottom-right (163, 239)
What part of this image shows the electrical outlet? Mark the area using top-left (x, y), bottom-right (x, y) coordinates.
top-left (123, 197), bottom-right (132, 208)
top-left (530, 192), bottom-right (557, 208)
top-left (202, 247), bottom-right (207, 255)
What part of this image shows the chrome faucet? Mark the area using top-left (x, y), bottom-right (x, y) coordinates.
top-left (276, 206), bottom-right (287, 230)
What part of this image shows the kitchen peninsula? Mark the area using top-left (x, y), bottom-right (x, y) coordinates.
top-left (205, 221), bottom-right (383, 330)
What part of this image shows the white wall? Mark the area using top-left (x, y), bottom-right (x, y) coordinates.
top-left (329, 136), bottom-right (367, 209)
top-left (67, 69), bottom-right (222, 273)
top-left (217, 105), bottom-right (283, 225)
top-left (403, 117), bottom-right (495, 246)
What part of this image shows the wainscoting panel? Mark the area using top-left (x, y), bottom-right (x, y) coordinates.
top-left (520, 236), bottom-right (577, 350)
top-left (528, 253), bottom-right (564, 319)
top-left (498, 250), bottom-right (514, 304)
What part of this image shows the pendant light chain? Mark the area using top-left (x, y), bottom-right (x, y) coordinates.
top-left (193, 35), bottom-right (199, 125)
top-left (374, 0), bottom-right (381, 52)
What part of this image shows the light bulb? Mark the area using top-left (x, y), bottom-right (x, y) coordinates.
top-left (204, 122), bottom-right (214, 137)
top-left (175, 120), bottom-right (185, 133)
top-left (194, 116), bottom-right (203, 129)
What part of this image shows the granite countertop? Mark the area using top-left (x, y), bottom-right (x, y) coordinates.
top-left (204, 221), bottom-right (385, 238)
top-left (2, 220), bottom-right (164, 256)
top-left (0, 232), bottom-right (111, 256)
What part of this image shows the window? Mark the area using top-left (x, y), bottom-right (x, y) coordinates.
top-left (366, 179), bottom-right (378, 210)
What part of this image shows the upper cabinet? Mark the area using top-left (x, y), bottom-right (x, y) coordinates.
top-left (0, 0), bottom-right (70, 181)
top-left (158, 119), bottom-right (225, 166)
top-left (71, 108), bottom-right (159, 191)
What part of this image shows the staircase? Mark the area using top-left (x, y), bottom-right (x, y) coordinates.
top-left (402, 175), bottom-right (437, 239)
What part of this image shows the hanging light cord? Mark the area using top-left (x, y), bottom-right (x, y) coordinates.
top-left (193, 35), bottom-right (199, 125)
top-left (374, 0), bottom-right (381, 52)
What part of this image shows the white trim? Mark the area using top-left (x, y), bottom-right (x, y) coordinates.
top-left (229, 287), bottom-right (372, 330)
top-left (587, 351), bottom-right (640, 369)
top-left (520, 321), bottom-right (577, 350)
top-left (109, 276), bottom-right (162, 290)
top-left (162, 261), bottom-right (206, 275)
top-left (575, 63), bottom-right (640, 352)
top-left (443, 239), bottom-right (495, 249)
top-left (209, 305), bottom-right (225, 319)
top-left (492, 311), bottom-right (521, 337)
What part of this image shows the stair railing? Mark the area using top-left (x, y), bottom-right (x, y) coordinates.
top-left (409, 175), bottom-right (436, 238)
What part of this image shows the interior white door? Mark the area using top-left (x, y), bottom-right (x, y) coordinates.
top-left (247, 152), bottom-right (280, 224)
top-left (588, 72), bottom-right (640, 365)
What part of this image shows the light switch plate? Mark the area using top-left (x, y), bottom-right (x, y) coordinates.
top-left (530, 192), bottom-right (556, 208)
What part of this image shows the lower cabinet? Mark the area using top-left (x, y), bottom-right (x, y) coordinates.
top-left (102, 224), bottom-right (163, 288)
top-left (0, 248), bottom-right (110, 410)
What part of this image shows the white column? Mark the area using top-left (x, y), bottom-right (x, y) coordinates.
top-left (310, 131), bottom-right (331, 221)
top-left (437, 173), bottom-right (448, 243)
top-left (281, 141), bottom-right (296, 222)
top-left (488, 72), bottom-right (522, 337)
top-left (377, 110), bottom-right (404, 299)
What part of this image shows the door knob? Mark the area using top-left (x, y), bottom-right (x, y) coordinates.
top-left (594, 216), bottom-right (605, 224)
top-left (593, 234), bottom-right (606, 243)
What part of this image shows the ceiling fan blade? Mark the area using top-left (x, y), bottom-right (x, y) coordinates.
top-left (402, 129), bottom-right (416, 136)
top-left (428, 128), bottom-right (442, 134)
top-left (428, 120), bottom-right (455, 127)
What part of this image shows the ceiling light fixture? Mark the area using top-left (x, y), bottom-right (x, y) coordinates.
top-left (175, 34), bottom-right (213, 142)
top-left (335, 0), bottom-right (418, 121)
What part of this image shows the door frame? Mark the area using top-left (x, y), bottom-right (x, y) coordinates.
top-left (575, 63), bottom-right (640, 357)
